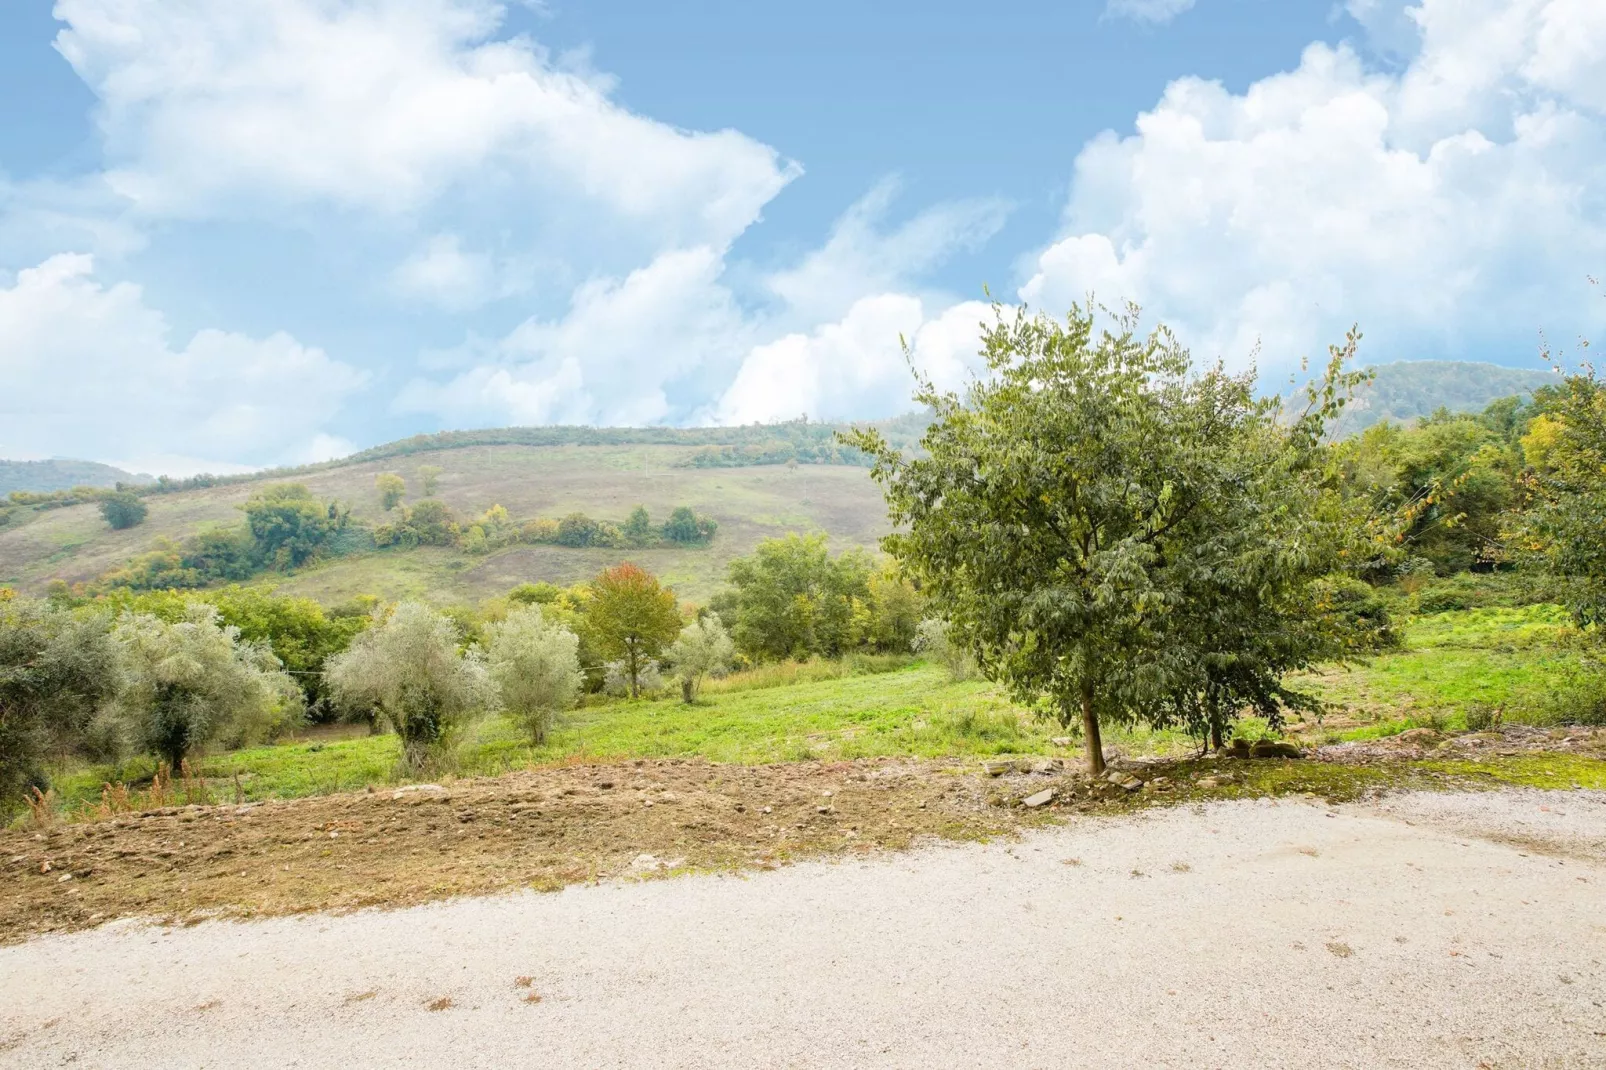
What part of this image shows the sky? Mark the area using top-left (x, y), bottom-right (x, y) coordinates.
top-left (0, 0), bottom-right (1602, 476)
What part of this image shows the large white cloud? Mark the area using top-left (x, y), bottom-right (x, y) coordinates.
top-left (1022, 0), bottom-right (1606, 374)
top-left (53, 0), bottom-right (797, 252)
top-left (0, 255), bottom-right (365, 475)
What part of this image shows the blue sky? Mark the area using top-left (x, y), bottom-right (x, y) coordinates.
top-left (1, 0), bottom-right (1602, 475)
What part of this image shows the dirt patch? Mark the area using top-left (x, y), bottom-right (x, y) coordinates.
top-left (0, 758), bottom-right (1036, 944)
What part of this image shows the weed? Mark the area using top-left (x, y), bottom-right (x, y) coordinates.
top-left (1465, 704), bottom-right (1504, 732)
top-left (426, 997), bottom-right (453, 1012)
top-left (23, 787), bottom-right (57, 829)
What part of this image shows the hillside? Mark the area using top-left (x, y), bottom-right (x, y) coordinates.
top-left (0, 442), bottom-right (891, 604)
top-left (0, 459), bottom-right (150, 495)
top-left (1327, 360), bottom-right (1558, 436)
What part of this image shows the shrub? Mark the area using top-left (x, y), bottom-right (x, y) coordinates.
top-left (325, 602), bottom-right (494, 770)
top-left (110, 604), bottom-right (304, 770)
top-left (662, 506), bottom-right (717, 544)
top-left (604, 659), bottom-right (664, 697)
top-left (99, 491), bottom-right (148, 530)
top-left (1464, 703), bottom-right (1504, 731)
top-left (375, 473), bottom-right (407, 511)
top-left (913, 618), bottom-right (975, 681)
top-left (666, 614), bottom-right (735, 702)
top-left (484, 605), bottom-right (582, 743)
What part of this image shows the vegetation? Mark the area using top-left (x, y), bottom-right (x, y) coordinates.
top-left (1514, 367), bottom-right (1605, 627)
top-left (667, 613), bottom-right (736, 702)
top-left (375, 472), bottom-right (407, 511)
top-left (325, 601), bottom-right (494, 770)
top-left (1327, 360), bottom-right (1557, 437)
top-left (586, 563), bottom-right (683, 699)
top-left (849, 308), bottom-right (1389, 773)
top-left (0, 459), bottom-right (147, 496)
top-left (483, 605), bottom-right (582, 744)
top-left (98, 491), bottom-right (148, 530)
top-left (109, 605), bottom-right (303, 770)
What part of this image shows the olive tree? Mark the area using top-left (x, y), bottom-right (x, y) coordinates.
top-left (848, 305), bottom-right (1384, 774)
top-left (667, 614), bottom-right (735, 703)
top-left (111, 605), bottom-right (303, 771)
top-left (325, 601), bottom-right (493, 769)
top-left (1, 598), bottom-right (122, 804)
top-left (483, 605), bottom-right (582, 744)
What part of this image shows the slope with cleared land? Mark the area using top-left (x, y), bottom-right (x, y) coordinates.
top-left (0, 444), bottom-right (891, 603)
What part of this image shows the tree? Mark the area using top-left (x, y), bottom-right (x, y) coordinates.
top-left (914, 618), bottom-right (974, 682)
top-left (99, 491), bottom-right (148, 530)
top-left (556, 512), bottom-right (602, 547)
top-left (662, 506), bottom-right (717, 544)
top-left (586, 564), bottom-right (682, 698)
top-left (1515, 368), bottom-right (1606, 627)
top-left (667, 614), bottom-right (735, 702)
top-left (325, 602), bottom-right (493, 770)
top-left (417, 465), bottom-right (443, 496)
top-left (0, 598), bottom-right (122, 804)
top-left (623, 505), bottom-right (657, 546)
top-left (484, 606), bottom-right (582, 744)
top-left (375, 473), bottom-right (407, 511)
top-left (110, 604), bottom-right (303, 771)
top-left (847, 305), bottom-right (1382, 775)
top-left (719, 534), bottom-right (873, 660)
top-left (401, 500), bottom-right (460, 546)
top-left (241, 483), bottom-right (342, 569)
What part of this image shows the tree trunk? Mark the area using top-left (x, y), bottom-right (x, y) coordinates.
top-left (681, 677), bottom-right (695, 704)
top-left (626, 641), bottom-right (640, 699)
top-left (1209, 716), bottom-right (1224, 753)
top-left (1080, 682), bottom-right (1105, 776)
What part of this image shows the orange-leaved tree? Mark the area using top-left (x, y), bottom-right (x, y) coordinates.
top-left (587, 563), bottom-right (682, 698)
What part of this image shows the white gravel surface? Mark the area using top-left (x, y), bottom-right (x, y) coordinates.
top-left (3, 789), bottom-right (1604, 1069)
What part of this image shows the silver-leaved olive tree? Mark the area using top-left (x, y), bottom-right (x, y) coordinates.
top-left (847, 304), bottom-right (1392, 775)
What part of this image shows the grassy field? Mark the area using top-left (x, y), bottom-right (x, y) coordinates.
top-left (35, 603), bottom-right (1604, 816)
top-left (0, 444), bottom-right (890, 602)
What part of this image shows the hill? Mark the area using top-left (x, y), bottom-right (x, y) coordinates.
top-left (0, 441), bottom-right (894, 605)
top-left (0, 458), bottom-right (150, 495)
top-left (1326, 360), bottom-right (1558, 436)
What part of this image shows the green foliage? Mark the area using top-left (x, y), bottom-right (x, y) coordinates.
top-left (623, 505), bottom-right (657, 546)
top-left (667, 613), bottom-right (735, 702)
top-left (375, 473), bottom-right (407, 511)
top-left (1326, 361), bottom-right (1557, 437)
top-left (99, 530), bottom-right (258, 591)
top-left (1513, 368), bottom-right (1606, 628)
top-left (848, 306), bottom-right (1386, 772)
top-left (374, 499), bottom-right (461, 548)
top-left (1336, 403), bottom-right (1522, 574)
top-left (0, 597), bottom-right (122, 805)
top-left (661, 505), bottom-right (718, 544)
top-left (325, 601), bottom-right (494, 770)
top-left (483, 605), bottom-right (582, 743)
top-left (586, 563), bottom-right (683, 698)
top-left (416, 465), bottom-right (443, 496)
top-left (508, 582), bottom-right (562, 605)
top-left (555, 512), bottom-right (611, 548)
top-left (99, 491), bottom-right (149, 530)
top-left (110, 604), bottom-right (304, 770)
top-left (914, 618), bottom-right (975, 682)
top-left (241, 483), bottom-right (346, 570)
top-left (718, 534), bottom-right (876, 660)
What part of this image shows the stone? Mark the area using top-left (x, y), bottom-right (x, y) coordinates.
top-left (1050, 737), bottom-right (1074, 748)
top-left (1197, 777), bottom-right (1220, 789)
top-left (1249, 740), bottom-right (1304, 759)
top-left (1396, 728), bottom-right (1443, 745)
top-left (983, 759), bottom-right (1021, 777)
top-left (1022, 789), bottom-right (1055, 808)
top-left (1031, 759), bottom-right (1064, 775)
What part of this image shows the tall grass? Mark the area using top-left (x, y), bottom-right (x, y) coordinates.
top-left (701, 653), bottom-right (916, 696)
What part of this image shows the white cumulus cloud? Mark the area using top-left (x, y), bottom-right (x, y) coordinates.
top-left (1023, 0), bottom-right (1606, 375)
top-left (0, 254), bottom-right (366, 475)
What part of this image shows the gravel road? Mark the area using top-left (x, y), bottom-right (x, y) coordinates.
top-left (3, 788), bottom-right (1603, 1069)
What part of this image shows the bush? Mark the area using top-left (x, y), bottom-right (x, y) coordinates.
top-left (666, 614), bottom-right (735, 702)
top-left (484, 605), bottom-right (582, 743)
top-left (375, 473), bottom-right (407, 511)
top-left (325, 602), bottom-right (494, 770)
top-left (662, 506), bottom-right (717, 544)
top-left (913, 618), bottom-right (975, 681)
top-left (1464, 703), bottom-right (1504, 731)
top-left (99, 491), bottom-right (148, 530)
top-left (110, 604), bottom-right (304, 770)
top-left (242, 483), bottom-right (346, 569)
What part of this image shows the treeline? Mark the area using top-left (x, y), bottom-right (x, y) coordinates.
top-left (373, 499), bottom-right (716, 553)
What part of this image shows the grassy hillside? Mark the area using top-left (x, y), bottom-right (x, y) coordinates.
top-left (1327, 360), bottom-right (1557, 435)
top-left (0, 443), bottom-right (891, 603)
top-left (0, 459), bottom-right (150, 495)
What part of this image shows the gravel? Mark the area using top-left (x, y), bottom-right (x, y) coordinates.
top-left (3, 788), bottom-right (1603, 1069)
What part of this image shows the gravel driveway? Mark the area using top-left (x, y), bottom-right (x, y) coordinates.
top-left (3, 789), bottom-right (1603, 1069)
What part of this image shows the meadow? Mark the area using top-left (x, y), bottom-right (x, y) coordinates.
top-left (43, 599), bottom-right (1601, 814)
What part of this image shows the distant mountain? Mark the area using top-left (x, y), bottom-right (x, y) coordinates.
top-left (0, 459), bottom-right (151, 495)
top-left (1325, 360), bottom-right (1559, 437)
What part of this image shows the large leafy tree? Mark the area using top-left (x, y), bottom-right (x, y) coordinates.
top-left (849, 305), bottom-right (1384, 774)
top-left (718, 534), bottom-right (874, 660)
top-left (241, 483), bottom-right (343, 569)
top-left (586, 564), bottom-right (682, 698)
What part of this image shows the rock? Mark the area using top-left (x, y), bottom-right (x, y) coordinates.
top-left (1222, 740), bottom-right (1252, 759)
top-left (1197, 777), bottom-right (1220, 789)
top-left (392, 784), bottom-right (445, 799)
top-left (1022, 789), bottom-right (1055, 808)
top-left (1215, 772), bottom-right (1237, 784)
top-left (1145, 776), bottom-right (1172, 792)
top-left (1050, 737), bottom-right (1073, 748)
top-left (816, 805), bottom-right (832, 815)
top-left (1396, 728), bottom-right (1443, 745)
top-left (629, 853), bottom-right (661, 873)
top-left (983, 759), bottom-right (1021, 777)
top-left (1031, 759), bottom-right (1064, 775)
top-left (1250, 740), bottom-right (1304, 760)
top-left (1104, 770), bottom-right (1143, 792)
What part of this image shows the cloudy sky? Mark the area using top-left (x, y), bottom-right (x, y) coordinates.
top-left (1, 0), bottom-right (1602, 475)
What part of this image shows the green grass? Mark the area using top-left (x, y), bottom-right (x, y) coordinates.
top-left (1292, 604), bottom-right (1601, 734)
top-left (52, 662), bottom-right (1201, 809)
